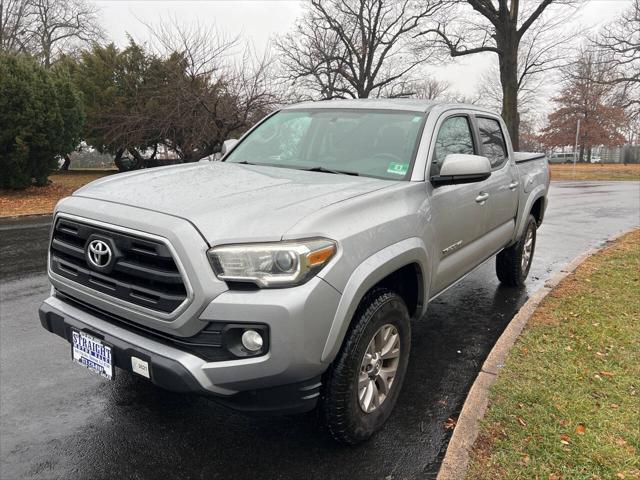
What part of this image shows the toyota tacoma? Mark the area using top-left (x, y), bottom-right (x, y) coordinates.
top-left (40, 99), bottom-right (549, 444)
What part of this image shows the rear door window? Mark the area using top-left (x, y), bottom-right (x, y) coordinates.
top-left (477, 117), bottom-right (508, 169)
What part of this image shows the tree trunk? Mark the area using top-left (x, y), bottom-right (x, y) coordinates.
top-left (182, 151), bottom-right (201, 163)
top-left (60, 154), bottom-right (71, 170)
top-left (43, 35), bottom-right (51, 69)
top-left (128, 148), bottom-right (146, 169)
top-left (113, 149), bottom-right (127, 172)
top-left (499, 45), bottom-right (520, 151)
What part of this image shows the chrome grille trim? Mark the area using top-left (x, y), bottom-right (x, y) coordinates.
top-left (48, 213), bottom-right (194, 320)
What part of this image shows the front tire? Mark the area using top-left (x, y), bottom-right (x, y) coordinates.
top-left (496, 214), bottom-right (537, 286)
top-left (321, 289), bottom-right (411, 445)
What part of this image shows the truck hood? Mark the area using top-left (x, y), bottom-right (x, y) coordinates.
top-left (74, 162), bottom-right (394, 245)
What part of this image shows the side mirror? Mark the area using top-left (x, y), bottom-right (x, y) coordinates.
top-left (221, 139), bottom-right (239, 156)
top-left (431, 154), bottom-right (491, 186)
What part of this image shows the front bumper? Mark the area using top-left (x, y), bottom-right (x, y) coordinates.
top-left (39, 278), bottom-right (340, 414)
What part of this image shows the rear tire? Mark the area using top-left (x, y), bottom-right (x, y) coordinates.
top-left (321, 288), bottom-right (411, 445)
top-left (496, 214), bottom-right (537, 286)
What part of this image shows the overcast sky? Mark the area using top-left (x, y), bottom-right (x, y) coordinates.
top-left (95, 0), bottom-right (632, 102)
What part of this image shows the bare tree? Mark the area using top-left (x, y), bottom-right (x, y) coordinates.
top-left (593, 0), bottom-right (640, 123)
top-left (144, 17), bottom-right (239, 80)
top-left (277, 0), bottom-right (446, 100)
top-left (518, 114), bottom-right (546, 152)
top-left (419, 0), bottom-right (580, 149)
top-left (476, 16), bottom-right (575, 115)
top-left (24, 0), bottom-right (104, 68)
top-left (276, 11), bottom-right (348, 100)
top-left (406, 76), bottom-right (451, 99)
top-left (141, 19), bottom-right (281, 161)
top-left (0, 0), bottom-right (35, 52)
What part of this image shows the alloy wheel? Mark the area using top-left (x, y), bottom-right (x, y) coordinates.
top-left (521, 227), bottom-right (534, 271)
top-left (358, 324), bottom-right (401, 413)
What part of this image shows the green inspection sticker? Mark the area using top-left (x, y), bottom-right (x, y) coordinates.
top-left (387, 162), bottom-right (409, 175)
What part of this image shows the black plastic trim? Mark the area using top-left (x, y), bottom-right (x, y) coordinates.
top-left (39, 305), bottom-right (203, 393)
top-left (55, 291), bottom-right (270, 362)
top-left (430, 172), bottom-right (492, 186)
top-left (515, 153), bottom-right (546, 163)
top-left (214, 376), bottom-right (322, 415)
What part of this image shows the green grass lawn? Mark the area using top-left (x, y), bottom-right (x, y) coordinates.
top-left (550, 164), bottom-right (640, 181)
top-left (467, 230), bottom-right (640, 480)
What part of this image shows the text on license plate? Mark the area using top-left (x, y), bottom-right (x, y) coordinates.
top-left (72, 330), bottom-right (113, 380)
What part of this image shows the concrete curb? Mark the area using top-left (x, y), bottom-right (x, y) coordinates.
top-left (0, 213), bottom-right (53, 222)
top-left (436, 227), bottom-right (638, 480)
top-left (0, 214), bottom-right (53, 231)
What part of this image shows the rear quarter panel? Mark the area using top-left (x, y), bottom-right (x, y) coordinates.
top-left (513, 153), bottom-right (550, 242)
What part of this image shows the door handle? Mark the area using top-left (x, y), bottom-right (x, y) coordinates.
top-left (475, 192), bottom-right (490, 204)
top-left (508, 181), bottom-right (519, 190)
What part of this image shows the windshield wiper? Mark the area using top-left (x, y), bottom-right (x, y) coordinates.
top-left (233, 162), bottom-right (360, 176)
top-left (303, 166), bottom-right (360, 176)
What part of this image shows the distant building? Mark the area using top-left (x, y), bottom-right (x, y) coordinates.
top-left (600, 146), bottom-right (640, 164)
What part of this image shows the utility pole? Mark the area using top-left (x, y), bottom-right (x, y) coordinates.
top-left (573, 118), bottom-right (581, 175)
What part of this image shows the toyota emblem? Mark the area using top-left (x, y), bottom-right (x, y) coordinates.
top-left (87, 239), bottom-right (112, 269)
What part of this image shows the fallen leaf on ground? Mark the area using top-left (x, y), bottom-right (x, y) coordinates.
top-left (560, 434), bottom-right (571, 445)
top-left (576, 423), bottom-right (586, 435)
top-left (516, 416), bottom-right (527, 427)
top-left (0, 172), bottom-right (113, 217)
top-left (444, 417), bottom-right (457, 430)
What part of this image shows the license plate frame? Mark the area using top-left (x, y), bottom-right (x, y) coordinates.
top-left (71, 329), bottom-right (114, 380)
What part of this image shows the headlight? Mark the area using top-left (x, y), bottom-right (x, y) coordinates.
top-left (207, 238), bottom-right (337, 288)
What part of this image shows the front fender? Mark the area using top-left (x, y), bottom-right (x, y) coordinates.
top-left (320, 237), bottom-right (430, 363)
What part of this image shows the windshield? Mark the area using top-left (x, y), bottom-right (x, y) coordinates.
top-left (224, 109), bottom-right (426, 180)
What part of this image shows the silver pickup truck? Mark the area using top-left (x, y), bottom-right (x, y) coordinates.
top-left (40, 99), bottom-right (549, 444)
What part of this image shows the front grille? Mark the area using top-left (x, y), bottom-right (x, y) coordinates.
top-left (50, 218), bottom-right (188, 314)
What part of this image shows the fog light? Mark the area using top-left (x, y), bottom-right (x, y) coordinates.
top-left (241, 329), bottom-right (264, 351)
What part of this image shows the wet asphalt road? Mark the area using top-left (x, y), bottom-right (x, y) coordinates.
top-left (1, 181), bottom-right (639, 480)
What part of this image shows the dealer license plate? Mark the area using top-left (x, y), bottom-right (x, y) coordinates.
top-left (71, 330), bottom-right (113, 380)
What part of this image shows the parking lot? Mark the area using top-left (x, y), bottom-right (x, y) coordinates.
top-left (1, 181), bottom-right (639, 480)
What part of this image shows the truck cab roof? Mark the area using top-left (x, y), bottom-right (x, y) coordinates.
top-left (282, 98), bottom-right (496, 115)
